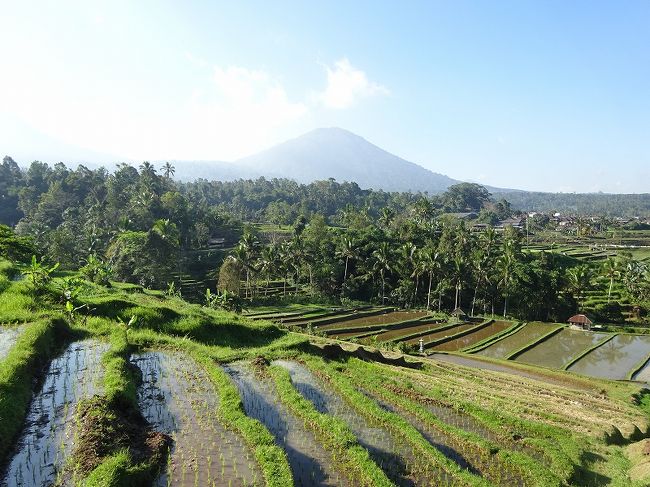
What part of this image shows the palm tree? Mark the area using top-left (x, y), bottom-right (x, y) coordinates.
top-left (566, 265), bottom-right (594, 311)
top-left (601, 257), bottom-right (621, 304)
top-left (497, 248), bottom-right (516, 317)
top-left (336, 238), bottom-right (359, 283)
top-left (420, 245), bottom-right (442, 310)
top-left (471, 227), bottom-right (497, 316)
top-left (162, 162), bottom-right (175, 179)
top-left (372, 242), bottom-right (393, 303)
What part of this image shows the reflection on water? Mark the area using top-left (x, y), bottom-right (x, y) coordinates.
top-left (133, 352), bottom-right (262, 487)
top-left (475, 323), bottom-right (559, 359)
top-left (432, 321), bottom-right (512, 352)
top-left (1, 340), bottom-right (107, 487)
top-left (568, 334), bottom-right (650, 379)
top-left (515, 329), bottom-right (612, 369)
top-left (321, 311), bottom-right (430, 331)
top-left (0, 323), bottom-right (27, 361)
top-left (406, 324), bottom-right (474, 346)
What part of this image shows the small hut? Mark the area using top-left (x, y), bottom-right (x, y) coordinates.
top-left (451, 307), bottom-right (469, 322)
top-left (568, 314), bottom-right (593, 331)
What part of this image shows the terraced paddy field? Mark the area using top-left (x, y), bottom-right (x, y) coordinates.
top-left (474, 322), bottom-right (562, 359)
top-left (3, 257), bottom-right (650, 486)
top-left (567, 334), bottom-right (650, 380)
top-left (405, 323), bottom-right (476, 347)
top-left (225, 362), bottom-right (351, 486)
top-left (361, 321), bottom-right (447, 342)
top-left (134, 352), bottom-right (262, 486)
top-left (514, 329), bottom-right (613, 369)
top-left (430, 321), bottom-right (514, 352)
top-left (319, 310), bottom-right (430, 333)
top-left (1, 340), bottom-right (107, 486)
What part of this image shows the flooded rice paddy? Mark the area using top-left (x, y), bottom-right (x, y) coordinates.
top-left (474, 322), bottom-right (560, 359)
top-left (405, 323), bottom-right (475, 346)
top-left (133, 352), bottom-right (262, 486)
top-left (361, 388), bottom-right (526, 486)
top-left (568, 334), bottom-right (650, 380)
top-left (371, 321), bottom-right (446, 342)
top-left (274, 360), bottom-right (443, 486)
top-left (317, 311), bottom-right (430, 332)
top-left (224, 362), bottom-right (349, 486)
top-left (431, 321), bottom-right (513, 352)
top-left (632, 358), bottom-right (650, 383)
top-left (0, 323), bottom-right (27, 361)
top-left (515, 329), bottom-right (612, 369)
top-left (1, 340), bottom-right (107, 487)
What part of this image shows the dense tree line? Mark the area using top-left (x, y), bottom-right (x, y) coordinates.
top-left (501, 191), bottom-right (650, 218)
top-left (2, 157), bottom-right (648, 323)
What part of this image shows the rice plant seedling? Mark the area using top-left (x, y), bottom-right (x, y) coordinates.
top-left (133, 351), bottom-right (263, 486)
top-left (0, 340), bottom-right (107, 486)
top-left (224, 362), bottom-right (350, 486)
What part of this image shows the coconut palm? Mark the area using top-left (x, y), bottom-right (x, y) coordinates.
top-left (336, 238), bottom-right (359, 283)
top-left (372, 242), bottom-right (393, 303)
top-left (162, 162), bottom-right (175, 179)
top-left (601, 257), bottom-right (621, 304)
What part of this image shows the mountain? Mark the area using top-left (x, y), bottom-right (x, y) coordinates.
top-left (234, 127), bottom-right (459, 193)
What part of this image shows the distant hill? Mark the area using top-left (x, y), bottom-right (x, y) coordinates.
top-left (233, 127), bottom-right (459, 193)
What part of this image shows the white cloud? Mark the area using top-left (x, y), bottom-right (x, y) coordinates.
top-left (0, 56), bottom-right (384, 162)
top-left (318, 58), bottom-right (389, 109)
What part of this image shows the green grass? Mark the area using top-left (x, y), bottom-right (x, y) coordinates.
top-left (304, 355), bottom-right (491, 486)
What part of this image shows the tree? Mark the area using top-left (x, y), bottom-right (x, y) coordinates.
top-left (162, 162), bottom-right (175, 180)
top-left (372, 242), bottom-right (393, 303)
top-left (601, 257), bottom-right (621, 304)
top-left (566, 265), bottom-right (594, 311)
top-left (442, 183), bottom-right (491, 212)
top-left (0, 225), bottom-right (35, 262)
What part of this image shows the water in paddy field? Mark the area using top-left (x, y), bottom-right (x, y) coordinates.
top-left (132, 352), bottom-right (262, 487)
top-left (370, 321), bottom-right (446, 342)
top-left (0, 323), bottom-right (27, 361)
top-left (318, 311), bottom-right (430, 331)
top-left (274, 360), bottom-right (452, 487)
top-left (224, 362), bottom-right (349, 487)
top-left (474, 322), bottom-right (559, 359)
top-left (404, 323), bottom-right (474, 346)
top-left (431, 321), bottom-right (512, 352)
top-left (633, 358), bottom-right (650, 382)
top-left (515, 329), bottom-right (612, 369)
top-left (1, 340), bottom-right (107, 487)
top-left (568, 334), bottom-right (650, 380)
top-left (362, 388), bottom-right (527, 487)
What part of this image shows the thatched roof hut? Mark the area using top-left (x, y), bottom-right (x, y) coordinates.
top-left (568, 314), bottom-right (593, 330)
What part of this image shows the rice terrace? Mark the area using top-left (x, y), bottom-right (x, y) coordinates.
top-left (2, 192), bottom-right (650, 487)
top-left (2, 2), bottom-right (650, 485)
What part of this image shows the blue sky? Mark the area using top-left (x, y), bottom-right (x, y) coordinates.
top-left (1, 0), bottom-right (648, 192)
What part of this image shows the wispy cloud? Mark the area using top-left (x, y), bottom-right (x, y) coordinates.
top-left (318, 58), bottom-right (389, 109)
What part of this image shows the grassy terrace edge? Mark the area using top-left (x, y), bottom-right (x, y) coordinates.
top-left (268, 363), bottom-right (392, 486)
top-left (302, 355), bottom-right (492, 486)
top-left (0, 316), bottom-right (67, 462)
top-left (347, 358), bottom-right (561, 487)
top-left (504, 325), bottom-right (564, 360)
top-left (463, 321), bottom-right (524, 353)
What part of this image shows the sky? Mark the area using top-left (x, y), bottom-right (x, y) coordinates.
top-left (1, 0), bottom-right (649, 193)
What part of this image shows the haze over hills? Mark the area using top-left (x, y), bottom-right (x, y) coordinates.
top-left (234, 127), bottom-right (460, 193)
top-left (166, 127), bottom-right (471, 193)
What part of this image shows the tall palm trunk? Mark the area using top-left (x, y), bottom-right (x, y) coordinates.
top-left (344, 256), bottom-right (349, 281)
top-left (503, 296), bottom-right (508, 317)
top-left (608, 277), bottom-right (614, 303)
